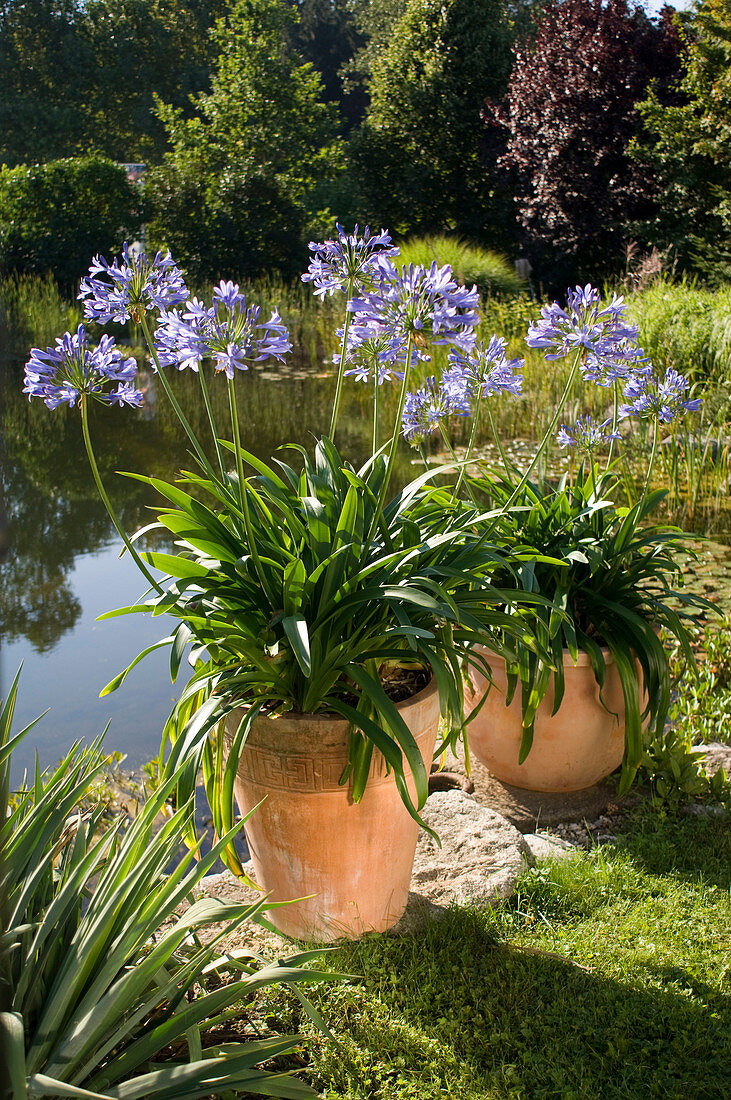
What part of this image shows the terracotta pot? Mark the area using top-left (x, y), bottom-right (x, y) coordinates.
top-left (466, 645), bottom-right (641, 792)
top-left (225, 678), bottom-right (440, 941)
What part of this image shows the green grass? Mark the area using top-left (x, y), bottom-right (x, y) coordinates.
top-left (258, 809), bottom-right (730, 1099)
top-left (629, 277), bottom-right (731, 383)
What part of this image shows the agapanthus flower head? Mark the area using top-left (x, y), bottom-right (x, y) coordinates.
top-left (79, 242), bottom-right (188, 325)
top-left (23, 324), bottom-right (142, 409)
top-left (338, 322), bottom-right (406, 385)
top-left (445, 336), bottom-right (525, 414)
top-left (583, 338), bottom-right (651, 387)
top-left (557, 414), bottom-right (621, 452)
top-left (154, 281), bottom-right (291, 379)
top-left (619, 367), bottom-right (702, 424)
top-left (349, 259), bottom-right (479, 358)
top-left (302, 223), bottom-right (399, 299)
top-left (402, 376), bottom-right (458, 445)
top-left (526, 285), bottom-right (639, 364)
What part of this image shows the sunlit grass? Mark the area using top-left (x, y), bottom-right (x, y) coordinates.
top-left (258, 809), bottom-right (731, 1099)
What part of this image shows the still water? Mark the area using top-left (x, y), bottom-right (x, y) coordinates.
top-left (1, 344), bottom-right (402, 779)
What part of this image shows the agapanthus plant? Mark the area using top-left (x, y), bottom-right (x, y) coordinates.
top-left (397, 281), bottom-right (712, 793)
top-left (24, 232), bottom-right (547, 866)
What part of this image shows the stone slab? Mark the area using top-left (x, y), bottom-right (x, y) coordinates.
top-left (697, 741), bottom-right (731, 778)
top-left (522, 833), bottom-right (579, 863)
top-left (437, 747), bottom-right (642, 833)
top-left (399, 790), bottom-right (529, 925)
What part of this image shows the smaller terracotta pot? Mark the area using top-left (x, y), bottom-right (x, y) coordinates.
top-left (226, 678), bottom-right (440, 941)
top-left (466, 645), bottom-right (642, 792)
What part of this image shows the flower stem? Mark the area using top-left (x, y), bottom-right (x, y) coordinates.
top-left (372, 366), bottom-right (380, 454)
top-left (501, 350), bottom-right (583, 513)
top-left (640, 418), bottom-right (659, 507)
top-left (198, 367), bottom-right (226, 480)
top-left (139, 312), bottom-right (216, 480)
top-left (454, 389), bottom-right (484, 501)
top-left (369, 333), bottom-right (415, 536)
top-left (605, 379), bottom-right (620, 473)
top-left (80, 396), bottom-right (164, 595)
top-left (227, 377), bottom-right (277, 608)
top-left (329, 303), bottom-right (354, 441)
top-left (484, 402), bottom-right (512, 480)
top-left (439, 423), bottom-right (479, 507)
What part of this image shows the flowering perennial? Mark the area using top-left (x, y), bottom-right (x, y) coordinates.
top-left (302, 223), bottom-right (398, 298)
top-left (79, 243), bottom-right (188, 325)
top-left (401, 376), bottom-right (457, 444)
top-left (557, 415), bottom-right (621, 451)
top-left (24, 325), bottom-right (142, 409)
top-left (525, 284), bottom-right (639, 367)
top-left (620, 367), bottom-right (701, 424)
top-left (444, 337), bottom-right (524, 406)
top-left (155, 281), bottom-right (291, 378)
top-left (349, 260), bottom-right (480, 356)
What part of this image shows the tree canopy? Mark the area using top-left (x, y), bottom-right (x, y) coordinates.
top-left (492, 0), bottom-right (682, 287)
top-left (635, 0), bottom-right (731, 282)
top-left (351, 0), bottom-right (514, 243)
top-left (145, 0), bottom-right (341, 282)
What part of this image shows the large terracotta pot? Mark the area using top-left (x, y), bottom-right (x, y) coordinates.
top-left (466, 645), bottom-right (639, 792)
top-left (225, 678), bottom-right (440, 941)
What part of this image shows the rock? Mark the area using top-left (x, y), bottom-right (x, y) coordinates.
top-left (696, 742), bottom-right (731, 778)
top-left (522, 833), bottom-right (579, 863)
top-left (440, 746), bottom-right (643, 832)
top-left (681, 803), bottom-right (727, 819)
top-left (403, 790), bottom-right (529, 917)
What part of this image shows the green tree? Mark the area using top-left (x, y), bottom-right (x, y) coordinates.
top-left (0, 0), bottom-right (226, 167)
top-left (146, 0), bottom-right (341, 282)
top-left (0, 0), bottom-right (93, 165)
top-left (287, 0), bottom-right (366, 130)
top-left (348, 0), bottom-right (514, 244)
top-left (634, 0), bottom-right (731, 281)
top-left (81, 0), bottom-right (228, 162)
top-left (0, 155), bottom-right (140, 287)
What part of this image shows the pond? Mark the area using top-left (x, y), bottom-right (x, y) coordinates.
top-left (2, 341), bottom-right (412, 779)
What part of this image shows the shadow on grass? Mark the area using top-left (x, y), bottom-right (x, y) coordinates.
top-left (613, 805), bottom-right (731, 891)
top-left (309, 907), bottom-right (729, 1100)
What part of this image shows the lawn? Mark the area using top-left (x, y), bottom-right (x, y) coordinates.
top-left (257, 807), bottom-right (731, 1099)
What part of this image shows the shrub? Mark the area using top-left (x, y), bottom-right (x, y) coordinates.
top-left (396, 236), bottom-right (525, 297)
top-left (0, 155), bottom-right (140, 288)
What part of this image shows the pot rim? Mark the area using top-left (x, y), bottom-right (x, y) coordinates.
top-left (473, 642), bottom-right (614, 669)
top-left (228, 672), bottom-right (439, 728)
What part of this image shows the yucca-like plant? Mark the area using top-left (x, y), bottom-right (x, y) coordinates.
top-left (0, 671), bottom-right (334, 1100)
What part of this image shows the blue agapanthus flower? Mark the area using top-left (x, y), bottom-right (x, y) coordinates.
top-left (401, 376), bottom-right (459, 445)
top-left (526, 286), bottom-right (639, 365)
top-left (619, 367), bottom-right (702, 423)
top-left (582, 338), bottom-right (650, 388)
top-left (349, 259), bottom-right (480, 356)
top-left (79, 243), bottom-right (188, 325)
top-left (302, 224), bottom-right (399, 298)
top-left (443, 336), bottom-right (524, 415)
top-left (155, 281), bottom-right (291, 379)
top-left (557, 414), bottom-right (621, 451)
top-left (24, 325), bottom-right (142, 409)
top-left (337, 321), bottom-right (407, 386)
